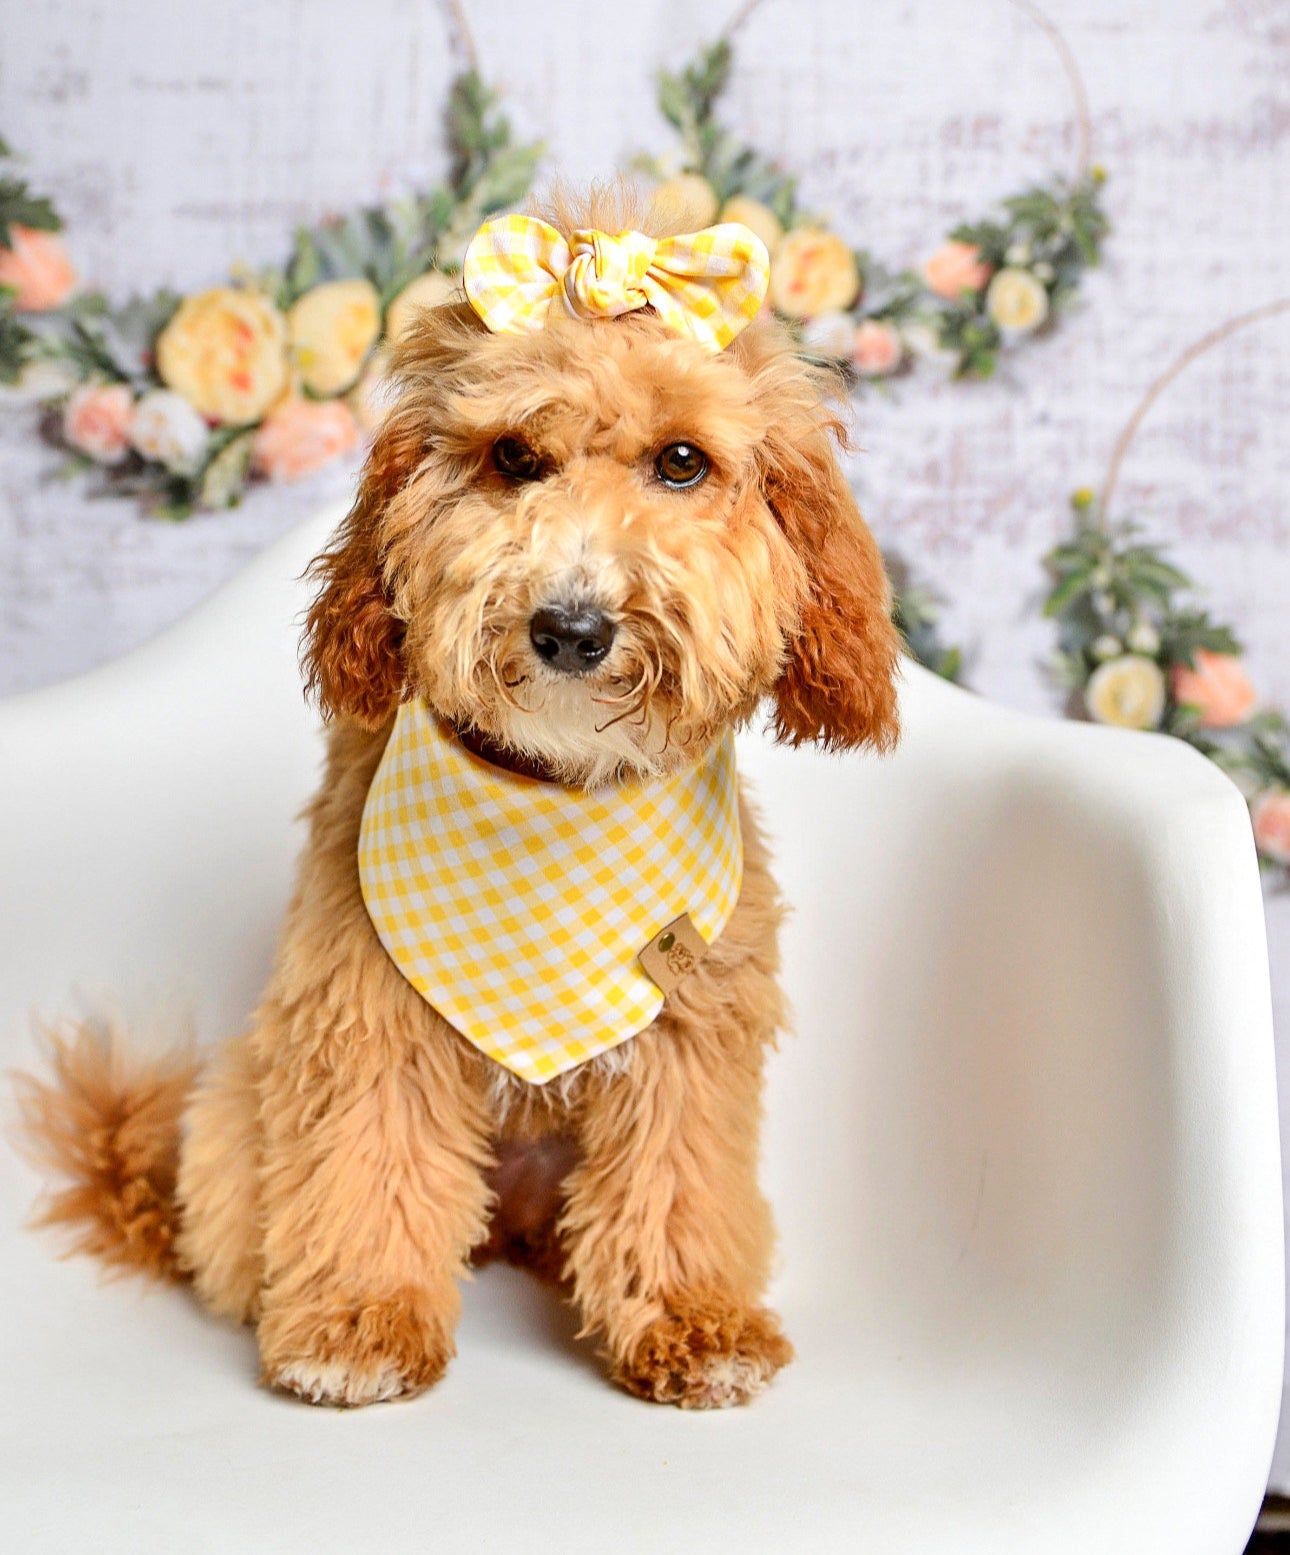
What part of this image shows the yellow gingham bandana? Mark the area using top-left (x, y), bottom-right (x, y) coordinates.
top-left (358, 701), bottom-right (744, 1084)
top-left (462, 214), bottom-right (770, 352)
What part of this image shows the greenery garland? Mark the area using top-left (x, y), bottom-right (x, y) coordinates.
top-left (637, 38), bottom-right (1108, 384)
top-left (0, 76), bottom-right (542, 519)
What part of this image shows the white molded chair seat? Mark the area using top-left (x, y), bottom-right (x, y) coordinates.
top-left (0, 506), bottom-right (1281, 1554)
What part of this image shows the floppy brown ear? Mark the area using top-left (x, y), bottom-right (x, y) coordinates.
top-left (763, 411), bottom-right (902, 752)
top-left (301, 416), bottom-right (422, 729)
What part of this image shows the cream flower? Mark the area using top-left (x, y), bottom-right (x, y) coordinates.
top-left (770, 228), bottom-right (860, 320)
top-left (155, 287), bottom-right (289, 425)
top-left (922, 240), bottom-right (992, 301)
top-left (719, 195), bottom-right (784, 255)
top-left (650, 173), bottom-right (720, 232)
top-left (800, 310), bottom-right (855, 359)
top-left (288, 278), bottom-right (382, 397)
top-left (129, 389), bottom-right (210, 474)
top-left (384, 270), bottom-right (458, 345)
top-left (252, 397), bottom-right (359, 482)
top-left (1085, 654), bottom-right (1167, 730)
top-left (985, 267), bottom-right (1050, 334)
top-left (1252, 790), bottom-right (1290, 866)
top-left (0, 226), bottom-right (76, 311)
top-left (63, 383), bottom-right (133, 464)
top-left (851, 319), bottom-right (903, 377)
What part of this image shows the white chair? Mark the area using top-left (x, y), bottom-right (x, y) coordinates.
top-left (0, 506), bottom-right (1281, 1554)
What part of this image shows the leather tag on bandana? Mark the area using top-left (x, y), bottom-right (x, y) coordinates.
top-left (638, 913), bottom-right (710, 995)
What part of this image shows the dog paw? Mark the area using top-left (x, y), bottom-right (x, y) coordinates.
top-left (259, 1287), bottom-right (453, 1408)
top-left (613, 1297), bottom-right (793, 1409)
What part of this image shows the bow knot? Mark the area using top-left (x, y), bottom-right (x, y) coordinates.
top-left (562, 228), bottom-right (658, 320)
top-left (463, 214), bottom-right (770, 352)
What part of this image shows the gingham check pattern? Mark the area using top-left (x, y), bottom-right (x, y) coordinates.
top-left (462, 214), bottom-right (770, 352)
top-left (358, 702), bottom-right (744, 1084)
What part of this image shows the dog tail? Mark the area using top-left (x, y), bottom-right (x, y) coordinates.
top-left (11, 1023), bottom-right (198, 1282)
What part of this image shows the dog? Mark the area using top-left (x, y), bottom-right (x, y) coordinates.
top-left (17, 185), bottom-right (901, 1410)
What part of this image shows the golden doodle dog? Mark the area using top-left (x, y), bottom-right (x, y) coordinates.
top-left (18, 186), bottom-right (901, 1410)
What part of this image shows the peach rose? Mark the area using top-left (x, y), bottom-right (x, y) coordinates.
top-left (288, 278), bottom-right (382, 397)
top-left (852, 319), bottom-right (904, 377)
top-left (62, 383), bottom-right (134, 464)
top-left (922, 240), bottom-right (992, 301)
top-left (0, 225), bottom-right (76, 311)
top-left (770, 229), bottom-right (860, 320)
top-left (719, 195), bottom-right (784, 256)
top-left (1252, 790), bottom-right (1290, 866)
top-left (155, 286), bottom-right (289, 425)
top-left (1170, 649), bottom-right (1256, 728)
top-left (650, 173), bottom-right (720, 232)
top-left (252, 398), bottom-right (358, 482)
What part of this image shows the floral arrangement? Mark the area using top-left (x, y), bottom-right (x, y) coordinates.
top-left (637, 40), bottom-right (1109, 385)
top-left (0, 76), bottom-right (542, 518)
top-left (1045, 495), bottom-right (1290, 880)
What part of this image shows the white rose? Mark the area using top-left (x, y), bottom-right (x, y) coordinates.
top-left (800, 310), bottom-right (855, 359)
top-left (1126, 621), bottom-right (1161, 656)
top-left (985, 267), bottom-right (1050, 334)
top-left (130, 389), bottom-right (210, 474)
top-left (0, 357), bottom-right (79, 405)
top-left (1085, 655), bottom-right (1167, 730)
top-left (899, 320), bottom-right (960, 378)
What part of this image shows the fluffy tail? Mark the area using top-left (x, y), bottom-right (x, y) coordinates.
top-left (11, 1023), bottom-right (199, 1282)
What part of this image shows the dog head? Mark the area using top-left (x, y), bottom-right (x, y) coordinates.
top-left (303, 187), bottom-right (901, 785)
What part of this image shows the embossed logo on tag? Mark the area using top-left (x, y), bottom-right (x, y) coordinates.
top-left (638, 912), bottom-right (709, 995)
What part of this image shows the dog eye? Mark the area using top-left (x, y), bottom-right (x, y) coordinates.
top-left (493, 436), bottom-right (543, 481)
top-left (654, 442), bottom-right (709, 489)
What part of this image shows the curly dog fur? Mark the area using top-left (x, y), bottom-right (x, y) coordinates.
top-left (16, 185), bottom-right (900, 1409)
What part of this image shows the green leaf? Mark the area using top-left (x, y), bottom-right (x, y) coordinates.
top-left (1044, 569), bottom-right (1094, 617)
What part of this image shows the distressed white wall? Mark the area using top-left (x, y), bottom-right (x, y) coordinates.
top-left (4, 0), bottom-right (1290, 1490)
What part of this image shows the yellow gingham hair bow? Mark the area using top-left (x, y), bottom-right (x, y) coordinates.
top-left (462, 214), bottom-right (770, 352)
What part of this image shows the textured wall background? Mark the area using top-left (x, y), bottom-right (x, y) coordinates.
top-left (3, 0), bottom-right (1290, 1487)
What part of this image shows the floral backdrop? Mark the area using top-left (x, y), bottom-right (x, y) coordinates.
top-left (3, 0), bottom-right (1290, 1486)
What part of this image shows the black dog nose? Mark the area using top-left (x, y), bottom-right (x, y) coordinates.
top-left (529, 605), bottom-right (616, 675)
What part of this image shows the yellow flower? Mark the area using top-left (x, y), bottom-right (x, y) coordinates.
top-left (719, 195), bottom-right (784, 255)
top-left (769, 228), bottom-right (860, 320)
top-left (288, 278), bottom-right (382, 397)
top-left (155, 287), bottom-right (289, 425)
top-left (1085, 655), bottom-right (1167, 730)
top-left (384, 270), bottom-right (458, 344)
top-left (650, 173), bottom-right (720, 232)
top-left (985, 267), bottom-right (1050, 334)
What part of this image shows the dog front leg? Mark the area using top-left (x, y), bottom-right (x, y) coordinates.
top-left (562, 1004), bottom-right (792, 1408)
top-left (252, 957), bottom-right (494, 1408)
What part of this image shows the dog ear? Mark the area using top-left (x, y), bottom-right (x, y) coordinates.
top-left (762, 408), bottom-right (902, 752)
top-left (301, 416), bottom-right (421, 729)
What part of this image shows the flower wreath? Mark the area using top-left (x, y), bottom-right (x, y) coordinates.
top-left (637, 3), bottom-right (1108, 386)
top-left (1043, 299), bottom-right (1290, 883)
top-left (0, 71), bottom-right (542, 518)
top-left (1, 0), bottom-right (1105, 523)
